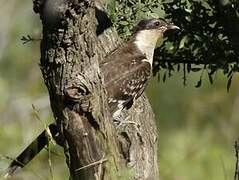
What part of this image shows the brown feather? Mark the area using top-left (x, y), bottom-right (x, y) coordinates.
top-left (100, 42), bottom-right (151, 113)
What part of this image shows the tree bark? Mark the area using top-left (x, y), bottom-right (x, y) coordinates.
top-left (33, 0), bottom-right (158, 179)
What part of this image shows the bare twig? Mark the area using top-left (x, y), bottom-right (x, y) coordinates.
top-left (75, 158), bottom-right (108, 172)
top-left (21, 35), bottom-right (41, 44)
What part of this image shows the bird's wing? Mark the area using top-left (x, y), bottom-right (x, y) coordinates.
top-left (100, 53), bottom-right (151, 112)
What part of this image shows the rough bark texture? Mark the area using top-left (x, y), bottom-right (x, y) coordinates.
top-left (33, 0), bottom-right (158, 179)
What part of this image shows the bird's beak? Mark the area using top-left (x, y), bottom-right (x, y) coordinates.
top-left (166, 24), bottom-right (180, 30)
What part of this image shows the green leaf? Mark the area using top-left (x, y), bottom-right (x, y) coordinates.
top-left (227, 75), bottom-right (233, 92)
top-left (177, 64), bottom-right (181, 72)
top-left (162, 0), bottom-right (174, 3)
top-left (151, 6), bottom-right (165, 18)
top-left (157, 73), bottom-right (160, 82)
top-left (163, 72), bottom-right (167, 82)
top-left (187, 64), bottom-right (191, 73)
top-left (147, 12), bottom-right (160, 18)
top-left (208, 73), bottom-right (213, 84)
top-left (119, 21), bottom-right (129, 26)
top-left (195, 79), bottom-right (202, 88)
top-left (227, 68), bottom-right (233, 78)
top-left (179, 36), bottom-right (188, 49)
top-left (191, 68), bottom-right (201, 72)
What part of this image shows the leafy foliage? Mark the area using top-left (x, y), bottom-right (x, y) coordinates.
top-left (108, 0), bottom-right (165, 39)
top-left (21, 35), bottom-right (41, 44)
top-left (108, 0), bottom-right (239, 89)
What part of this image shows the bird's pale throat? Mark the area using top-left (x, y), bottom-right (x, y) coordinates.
top-left (134, 29), bottom-right (163, 65)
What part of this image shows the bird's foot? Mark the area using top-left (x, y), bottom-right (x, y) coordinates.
top-left (113, 115), bottom-right (139, 129)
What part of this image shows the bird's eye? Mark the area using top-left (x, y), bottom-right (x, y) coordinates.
top-left (155, 22), bottom-right (160, 26)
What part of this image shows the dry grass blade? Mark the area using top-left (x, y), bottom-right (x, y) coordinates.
top-left (75, 158), bottom-right (108, 172)
top-left (235, 141), bottom-right (239, 180)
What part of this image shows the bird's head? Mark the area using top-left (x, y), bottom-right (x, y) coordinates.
top-left (134, 18), bottom-right (179, 33)
top-left (133, 18), bottom-right (180, 49)
top-left (130, 18), bottom-right (179, 65)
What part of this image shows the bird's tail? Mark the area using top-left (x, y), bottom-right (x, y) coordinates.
top-left (5, 123), bottom-right (61, 178)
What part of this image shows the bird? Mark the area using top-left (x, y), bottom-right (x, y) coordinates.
top-left (5, 18), bottom-right (179, 177)
top-left (101, 18), bottom-right (179, 121)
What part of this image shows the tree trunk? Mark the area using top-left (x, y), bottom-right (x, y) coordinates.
top-left (33, 0), bottom-right (158, 179)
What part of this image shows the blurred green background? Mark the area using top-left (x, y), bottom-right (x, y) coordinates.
top-left (0, 0), bottom-right (239, 179)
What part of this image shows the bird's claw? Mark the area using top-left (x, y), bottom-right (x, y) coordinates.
top-left (114, 115), bottom-right (140, 129)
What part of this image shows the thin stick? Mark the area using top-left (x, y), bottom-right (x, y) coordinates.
top-left (75, 158), bottom-right (108, 172)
